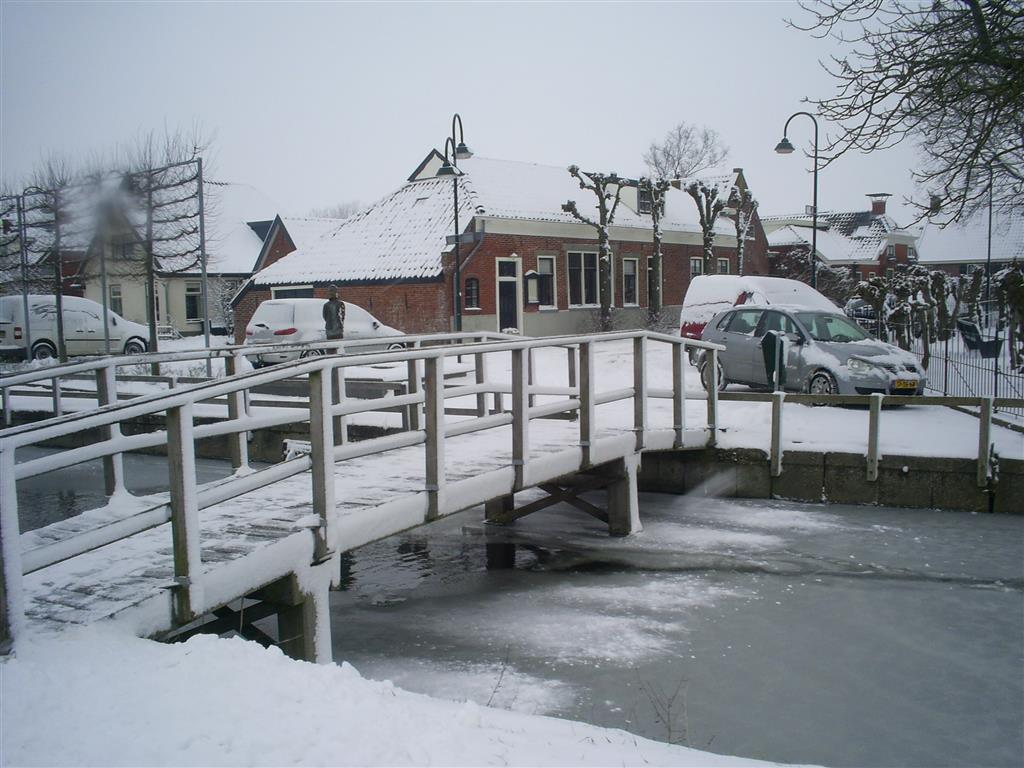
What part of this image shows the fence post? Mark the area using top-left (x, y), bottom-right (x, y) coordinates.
top-left (706, 348), bottom-right (719, 447)
top-left (527, 347), bottom-right (536, 408)
top-left (332, 366), bottom-right (348, 446)
top-left (512, 347), bottom-right (530, 490)
top-left (2, 386), bottom-right (10, 427)
top-left (867, 393), bottom-right (883, 482)
top-left (424, 356), bottom-right (445, 520)
top-left (770, 391), bottom-right (785, 477)
top-left (167, 402), bottom-right (202, 625)
top-left (308, 367), bottom-right (336, 562)
top-left (51, 377), bottom-right (62, 418)
top-left (95, 363), bottom-right (125, 497)
top-left (406, 356), bottom-right (421, 431)
top-left (474, 351), bottom-right (487, 417)
top-left (0, 445), bottom-right (24, 654)
top-left (633, 336), bottom-right (647, 452)
top-left (977, 396), bottom-right (993, 488)
top-left (672, 342), bottom-right (685, 448)
top-left (224, 354), bottom-right (250, 472)
top-left (579, 341), bottom-right (594, 467)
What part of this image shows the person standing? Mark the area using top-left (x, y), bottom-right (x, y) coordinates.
top-left (323, 286), bottom-right (346, 340)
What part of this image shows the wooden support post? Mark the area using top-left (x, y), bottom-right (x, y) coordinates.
top-left (0, 446), bottom-right (23, 654)
top-left (308, 367), bottom-right (336, 562)
top-left (706, 348), bottom-right (718, 446)
top-left (867, 393), bottom-right (883, 482)
top-left (978, 396), bottom-right (993, 487)
top-left (260, 574), bottom-right (323, 663)
top-left (484, 494), bottom-right (515, 525)
top-left (95, 364), bottom-right (125, 497)
top-left (167, 403), bottom-right (202, 624)
top-left (474, 351), bottom-right (487, 417)
top-left (672, 342), bottom-right (685, 448)
top-left (579, 341), bottom-right (594, 467)
top-left (567, 346), bottom-right (578, 391)
top-left (527, 347), bottom-right (536, 408)
top-left (332, 366), bottom-right (348, 446)
top-left (511, 347), bottom-right (529, 490)
top-left (424, 356), bottom-right (445, 520)
top-left (633, 336), bottom-right (647, 452)
top-left (2, 387), bottom-right (10, 427)
top-left (51, 377), bottom-right (62, 417)
top-left (607, 455), bottom-right (642, 536)
top-left (224, 355), bottom-right (249, 472)
top-left (406, 357), bottom-right (421, 431)
top-left (770, 391), bottom-right (785, 477)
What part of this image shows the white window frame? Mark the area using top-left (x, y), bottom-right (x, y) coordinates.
top-left (537, 255), bottom-right (557, 310)
top-left (690, 257), bottom-right (703, 276)
top-left (622, 257), bottom-right (639, 306)
top-left (567, 251), bottom-right (602, 308)
top-left (717, 258), bottom-right (729, 275)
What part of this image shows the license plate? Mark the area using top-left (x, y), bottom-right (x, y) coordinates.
top-left (894, 379), bottom-right (916, 390)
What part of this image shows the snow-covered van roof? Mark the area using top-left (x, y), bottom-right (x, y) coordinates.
top-left (680, 275), bottom-right (838, 329)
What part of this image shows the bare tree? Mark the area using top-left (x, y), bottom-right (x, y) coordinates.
top-left (685, 180), bottom-right (726, 275)
top-left (562, 165), bottom-right (625, 332)
top-left (727, 185), bottom-right (758, 276)
top-left (791, 0), bottom-right (1024, 223)
top-left (644, 122), bottom-right (729, 180)
top-left (638, 177), bottom-right (671, 327)
top-left (308, 200), bottom-right (361, 219)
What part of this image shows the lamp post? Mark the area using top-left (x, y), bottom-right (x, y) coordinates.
top-left (775, 111), bottom-right (819, 290)
top-left (435, 114), bottom-right (472, 332)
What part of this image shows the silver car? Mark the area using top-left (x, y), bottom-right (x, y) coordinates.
top-left (698, 304), bottom-right (927, 395)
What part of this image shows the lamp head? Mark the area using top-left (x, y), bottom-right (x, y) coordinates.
top-left (436, 159), bottom-right (458, 177)
top-left (774, 137), bottom-right (795, 155)
top-left (454, 141), bottom-right (473, 160)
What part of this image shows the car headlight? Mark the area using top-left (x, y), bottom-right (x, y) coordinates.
top-left (847, 357), bottom-right (876, 373)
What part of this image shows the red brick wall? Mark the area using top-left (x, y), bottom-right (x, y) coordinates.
top-left (255, 226), bottom-right (297, 272)
top-left (233, 281), bottom-right (448, 344)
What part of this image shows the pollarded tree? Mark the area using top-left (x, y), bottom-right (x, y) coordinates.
top-left (791, 0), bottom-right (1024, 223)
top-left (562, 165), bottom-right (625, 332)
top-left (855, 274), bottom-right (891, 342)
top-left (995, 263), bottom-right (1024, 370)
top-left (637, 177), bottom-right (671, 328)
top-left (727, 184), bottom-right (758, 276)
top-left (644, 122), bottom-right (729, 180)
top-left (685, 180), bottom-right (726, 275)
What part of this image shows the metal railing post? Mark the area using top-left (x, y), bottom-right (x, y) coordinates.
top-left (95, 363), bottom-right (125, 497)
top-left (474, 351), bottom-right (487, 417)
top-left (0, 445), bottom-right (24, 654)
top-left (867, 393), bottom-right (883, 481)
top-left (224, 354), bottom-right (250, 472)
top-left (512, 347), bottom-right (530, 490)
top-left (308, 367), bottom-right (336, 561)
top-left (51, 377), bottom-right (62, 418)
top-left (633, 335), bottom-right (647, 451)
top-left (579, 341), bottom-right (594, 467)
top-left (672, 342), bottom-right (685, 448)
top-left (706, 348), bottom-right (719, 446)
top-left (978, 396), bottom-right (993, 487)
top-left (424, 356), bottom-right (445, 520)
top-left (770, 391), bottom-right (785, 477)
top-left (167, 402), bottom-right (202, 624)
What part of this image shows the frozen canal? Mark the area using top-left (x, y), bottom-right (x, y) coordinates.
top-left (330, 492), bottom-right (1024, 768)
top-left (16, 449), bottom-right (1023, 766)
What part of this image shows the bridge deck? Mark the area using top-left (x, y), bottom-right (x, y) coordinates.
top-left (20, 395), bottom-right (708, 638)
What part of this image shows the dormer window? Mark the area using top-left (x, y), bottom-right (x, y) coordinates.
top-left (638, 188), bottom-right (653, 215)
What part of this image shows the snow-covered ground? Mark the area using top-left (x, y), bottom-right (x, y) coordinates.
top-left (0, 627), bottom-right (788, 767)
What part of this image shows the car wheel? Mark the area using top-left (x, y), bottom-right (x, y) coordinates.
top-left (299, 348), bottom-right (325, 359)
top-left (386, 342), bottom-right (405, 351)
top-left (31, 340), bottom-right (57, 360)
top-left (123, 338), bottom-right (147, 355)
top-left (700, 358), bottom-right (727, 392)
top-left (807, 370), bottom-right (839, 396)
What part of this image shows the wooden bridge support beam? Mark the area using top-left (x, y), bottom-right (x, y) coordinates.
top-left (224, 354), bottom-right (250, 473)
top-left (607, 454), bottom-right (642, 536)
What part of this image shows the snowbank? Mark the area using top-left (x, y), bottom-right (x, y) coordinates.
top-left (0, 627), bottom-right (786, 767)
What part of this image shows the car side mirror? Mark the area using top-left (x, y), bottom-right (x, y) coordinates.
top-left (787, 332), bottom-right (804, 345)
top-left (372, 321), bottom-right (380, 330)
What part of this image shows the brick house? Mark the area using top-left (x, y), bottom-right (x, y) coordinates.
top-left (232, 152), bottom-right (770, 341)
top-left (763, 194), bottom-right (921, 282)
top-left (916, 211), bottom-right (1023, 278)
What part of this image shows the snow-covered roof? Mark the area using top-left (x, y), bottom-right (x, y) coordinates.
top-left (917, 212), bottom-right (1023, 264)
top-left (764, 209), bottom-right (919, 265)
top-left (252, 154), bottom-right (739, 286)
top-left (198, 182), bottom-right (281, 275)
top-left (280, 217), bottom-right (344, 250)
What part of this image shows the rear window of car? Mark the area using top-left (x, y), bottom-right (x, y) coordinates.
top-left (251, 303), bottom-right (294, 325)
top-left (724, 309), bottom-right (764, 335)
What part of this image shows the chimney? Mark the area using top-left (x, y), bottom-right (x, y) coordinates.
top-left (867, 193), bottom-right (891, 216)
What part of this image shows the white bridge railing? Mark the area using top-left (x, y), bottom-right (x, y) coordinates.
top-left (0, 330), bottom-right (722, 652)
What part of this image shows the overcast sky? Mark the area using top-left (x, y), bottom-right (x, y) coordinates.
top-left (1, 1), bottom-right (924, 223)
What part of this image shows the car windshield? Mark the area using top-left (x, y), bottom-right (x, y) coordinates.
top-left (795, 311), bottom-right (871, 343)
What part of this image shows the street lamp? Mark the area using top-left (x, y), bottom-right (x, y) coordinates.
top-left (775, 111), bottom-right (819, 289)
top-left (436, 113), bottom-right (472, 332)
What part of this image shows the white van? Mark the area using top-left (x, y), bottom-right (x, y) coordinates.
top-left (0, 295), bottom-right (149, 361)
top-left (244, 298), bottom-right (404, 366)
